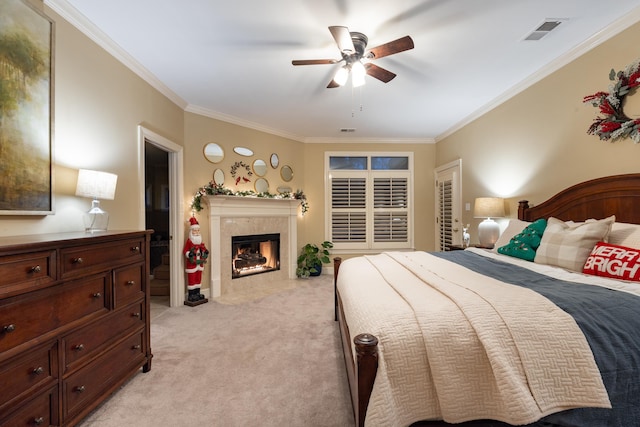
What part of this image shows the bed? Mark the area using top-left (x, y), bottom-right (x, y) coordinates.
top-left (334, 173), bottom-right (640, 427)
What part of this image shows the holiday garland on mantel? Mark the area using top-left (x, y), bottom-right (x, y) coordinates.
top-left (190, 182), bottom-right (309, 215)
top-left (583, 58), bottom-right (640, 142)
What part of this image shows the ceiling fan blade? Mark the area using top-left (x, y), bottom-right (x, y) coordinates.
top-left (366, 35), bottom-right (414, 59)
top-left (292, 59), bottom-right (338, 66)
top-left (327, 79), bottom-right (340, 88)
top-left (329, 26), bottom-right (355, 54)
top-left (364, 63), bottom-right (396, 83)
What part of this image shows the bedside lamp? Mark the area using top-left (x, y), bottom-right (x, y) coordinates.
top-left (474, 197), bottom-right (505, 248)
top-left (75, 169), bottom-right (118, 233)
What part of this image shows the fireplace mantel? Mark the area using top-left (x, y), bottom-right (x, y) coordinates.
top-left (206, 196), bottom-right (299, 297)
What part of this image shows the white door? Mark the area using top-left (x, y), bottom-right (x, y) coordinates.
top-left (434, 159), bottom-right (462, 251)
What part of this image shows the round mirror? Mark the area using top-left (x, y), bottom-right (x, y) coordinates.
top-left (255, 178), bottom-right (269, 193)
top-left (213, 168), bottom-right (225, 185)
top-left (270, 153), bottom-right (279, 169)
top-left (252, 159), bottom-right (267, 177)
top-left (233, 146), bottom-right (253, 157)
top-left (277, 186), bottom-right (292, 193)
top-left (281, 165), bottom-right (293, 182)
top-left (203, 143), bottom-right (224, 163)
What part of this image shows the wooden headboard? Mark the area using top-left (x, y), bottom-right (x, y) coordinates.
top-left (518, 174), bottom-right (640, 224)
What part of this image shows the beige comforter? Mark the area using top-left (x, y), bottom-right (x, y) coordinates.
top-left (337, 251), bottom-right (611, 427)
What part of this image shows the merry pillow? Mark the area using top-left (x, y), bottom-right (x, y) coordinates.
top-left (497, 219), bottom-right (547, 261)
top-left (583, 242), bottom-right (640, 282)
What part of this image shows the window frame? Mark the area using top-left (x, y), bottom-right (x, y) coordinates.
top-left (325, 151), bottom-right (414, 253)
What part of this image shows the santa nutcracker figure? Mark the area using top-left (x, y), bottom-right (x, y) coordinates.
top-left (183, 216), bottom-right (209, 303)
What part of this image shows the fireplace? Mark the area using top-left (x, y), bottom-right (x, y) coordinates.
top-left (232, 233), bottom-right (280, 278)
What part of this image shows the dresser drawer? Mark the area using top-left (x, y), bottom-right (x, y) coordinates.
top-left (0, 385), bottom-right (58, 427)
top-left (0, 250), bottom-right (56, 298)
top-left (0, 341), bottom-right (58, 413)
top-left (61, 238), bottom-right (144, 279)
top-left (0, 275), bottom-right (109, 353)
top-left (114, 264), bottom-right (145, 307)
top-left (63, 301), bottom-right (145, 373)
top-left (64, 330), bottom-right (144, 419)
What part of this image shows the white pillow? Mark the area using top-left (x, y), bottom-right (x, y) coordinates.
top-left (608, 222), bottom-right (640, 249)
top-left (534, 215), bottom-right (615, 271)
top-left (492, 219), bottom-right (531, 252)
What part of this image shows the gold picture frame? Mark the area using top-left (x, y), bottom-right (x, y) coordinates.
top-left (0, 0), bottom-right (55, 215)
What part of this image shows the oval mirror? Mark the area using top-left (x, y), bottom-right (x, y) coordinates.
top-left (252, 159), bottom-right (267, 177)
top-left (255, 178), bottom-right (269, 193)
top-left (270, 153), bottom-right (279, 169)
top-left (281, 165), bottom-right (293, 182)
top-left (277, 186), bottom-right (292, 193)
top-left (203, 143), bottom-right (224, 163)
top-left (213, 168), bottom-right (225, 185)
top-left (233, 146), bottom-right (253, 157)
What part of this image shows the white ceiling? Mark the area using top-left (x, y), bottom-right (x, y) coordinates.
top-left (49, 0), bottom-right (640, 143)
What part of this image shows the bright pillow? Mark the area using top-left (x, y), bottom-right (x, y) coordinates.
top-left (534, 215), bottom-right (615, 271)
top-left (497, 219), bottom-right (547, 261)
top-left (583, 242), bottom-right (640, 282)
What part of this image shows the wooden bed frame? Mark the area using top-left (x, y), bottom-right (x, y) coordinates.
top-left (334, 173), bottom-right (640, 427)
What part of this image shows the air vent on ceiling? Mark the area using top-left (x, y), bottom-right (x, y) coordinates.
top-left (340, 128), bottom-right (356, 133)
top-left (524, 19), bottom-right (565, 41)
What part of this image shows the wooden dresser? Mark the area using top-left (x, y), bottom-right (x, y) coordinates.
top-left (0, 230), bottom-right (153, 426)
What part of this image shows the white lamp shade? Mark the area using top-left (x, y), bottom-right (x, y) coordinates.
top-left (351, 61), bottom-right (366, 87)
top-left (76, 169), bottom-right (118, 200)
top-left (333, 66), bottom-right (349, 86)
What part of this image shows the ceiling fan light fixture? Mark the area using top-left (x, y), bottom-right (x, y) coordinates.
top-left (334, 65), bottom-right (349, 86)
top-left (351, 61), bottom-right (366, 87)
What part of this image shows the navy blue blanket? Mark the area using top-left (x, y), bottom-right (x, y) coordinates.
top-left (432, 251), bottom-right (640, 427)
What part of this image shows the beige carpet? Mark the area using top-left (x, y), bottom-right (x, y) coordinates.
top-left (77, 275), bottom-right (354, 427)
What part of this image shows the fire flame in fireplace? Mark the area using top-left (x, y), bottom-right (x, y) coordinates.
top-left (232, 235), bottom-right (280, 278)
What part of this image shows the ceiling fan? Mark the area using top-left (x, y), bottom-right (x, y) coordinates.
top-left (292, 26), bottom-right (414, 88)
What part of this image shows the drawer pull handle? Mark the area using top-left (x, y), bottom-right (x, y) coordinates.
top-left (29, 265), bottom-right (42, 273)
top-left (126, 280), bottom-right (136, 286)
top-left (72, 257), bottom-right (84, 264)
top-left (33, 366), bottom-right (44, 375)
top-left (75, 385), bottom-right (86, 393)
top-left (74, 344), bottom-right (85, 351)
top-left (132, 344), bottom-right (141, 350)
top-left (33, 417), bottom-right (44, 426)
top-left (132, 312), bottom-right (141, 318)
top-left (131, 246), bottom-right (140, 253)
top-left (93, 292), bottom-right (102, 298)
top-left (3, 324), bottom-right (16, 333)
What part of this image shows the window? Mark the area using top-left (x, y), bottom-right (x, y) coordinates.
top-left (326, 152), bottom-right (413, 251)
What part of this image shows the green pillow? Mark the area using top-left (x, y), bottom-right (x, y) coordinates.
top-left (497, 219), bottom-right (547, 261)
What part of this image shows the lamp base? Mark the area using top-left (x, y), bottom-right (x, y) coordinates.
top-left (478, 218), bottom-right (500, 248)
top-left (83, 200), bottom-right (109, 232)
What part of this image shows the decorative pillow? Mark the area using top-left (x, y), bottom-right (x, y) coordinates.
top-left (534, 215), bottom-right (615, 271)
top-left (608, 222), bottom-right (640, 249)
top-left (497, 219), bottom-right (547, 261)
top-left (583, 242), bottom-right (640, 282)
top-left (491, 219), bottom-right (531, 252)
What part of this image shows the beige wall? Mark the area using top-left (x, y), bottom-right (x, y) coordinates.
top-left (436, 21), bottom-right (640, 244)
top-left (0, 6), bottom-right (184, 236)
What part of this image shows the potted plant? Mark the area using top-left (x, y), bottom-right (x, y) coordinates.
top-left (296, 240), bottom-right (334, 278)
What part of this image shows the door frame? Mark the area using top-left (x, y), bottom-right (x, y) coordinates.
top-left (138, 125), bottom-right (184, 307)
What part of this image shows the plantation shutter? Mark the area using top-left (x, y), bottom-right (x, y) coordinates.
top-left (438, 178), bottom-right (453, 250)
top-left (331, 177), bottom-right (366, 242)
top-left (373, 177), bottom-right (408, 242)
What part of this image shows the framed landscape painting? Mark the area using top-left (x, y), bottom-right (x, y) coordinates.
top-left (0, 0), bottom-right (54, 215)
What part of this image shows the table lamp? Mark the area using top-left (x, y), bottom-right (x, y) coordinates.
top-left (75, 169), bottom-right (118, 232)
top-left (474, 197), bottom-right (505, 248)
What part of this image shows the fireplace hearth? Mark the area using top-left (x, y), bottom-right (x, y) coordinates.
top-left (232, 233), bottom-right (280, 278)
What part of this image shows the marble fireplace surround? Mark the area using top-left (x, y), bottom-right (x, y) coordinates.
top-left (206, 196), bottom-right (299, 297)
